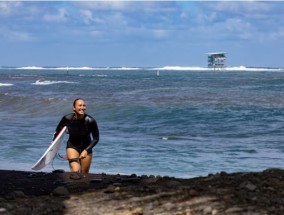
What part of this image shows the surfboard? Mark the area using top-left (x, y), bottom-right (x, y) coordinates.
top-left (32, 126), bottom-right (67, 171)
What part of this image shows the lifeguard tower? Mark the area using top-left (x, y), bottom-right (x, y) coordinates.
top-left (207, 52), bottom-right (226, 69)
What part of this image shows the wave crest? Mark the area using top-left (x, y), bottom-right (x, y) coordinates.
top-left (32, 80), bottom-right (77, 85)
top-left (0, 83), bottom-right (13, 86)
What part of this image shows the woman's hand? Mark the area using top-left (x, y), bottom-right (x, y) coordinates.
top-left (79, 150), bottom-right (88, 159)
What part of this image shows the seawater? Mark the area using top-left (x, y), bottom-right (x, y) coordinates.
top-left (1, 68), bottom-right (284, 178)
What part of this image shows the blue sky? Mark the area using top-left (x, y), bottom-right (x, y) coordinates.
top-left (1, 1), bottom-right (284, 68)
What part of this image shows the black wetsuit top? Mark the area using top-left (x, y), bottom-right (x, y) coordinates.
top-left (54, 113), bottom-right (99, 154)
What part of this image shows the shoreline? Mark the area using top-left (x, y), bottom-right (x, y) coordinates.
top-left (1, 168), bottom-right (284, 214)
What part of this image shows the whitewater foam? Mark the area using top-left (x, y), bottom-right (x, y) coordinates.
top-left (32, 80), bottom-right (77, 85)
top-left (155, 66), bottom-right (284, 72)
top-left (17, 66), bottom-right (45, 70)
top-left (2, 65), bottom-right (283, 72)
top-left (0, 83), bottom-right (13, 86)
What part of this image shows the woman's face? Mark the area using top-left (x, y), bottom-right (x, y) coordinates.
top-left (73, 99), bottom-right (86, 117)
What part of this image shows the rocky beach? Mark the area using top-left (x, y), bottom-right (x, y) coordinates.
top-left (1, 168), bottom-right (284, 215)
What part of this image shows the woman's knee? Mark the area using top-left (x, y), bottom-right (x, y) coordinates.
top-left (67, 148), bottom-right (81, 172)
top-left (81, 154), bottom-right (92, 173)
top-left (69, 159), bottom-right (81, 172)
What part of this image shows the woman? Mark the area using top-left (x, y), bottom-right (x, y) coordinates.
top-left (53, 98), bottom-right (99, 176)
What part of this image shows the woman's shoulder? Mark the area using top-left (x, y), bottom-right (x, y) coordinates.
top-left (85, 114), bottom-right (96, 123)
top-left (63, 113), bottom-right (74, 120)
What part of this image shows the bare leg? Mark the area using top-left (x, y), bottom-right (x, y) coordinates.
top-left (67, 148), bottom-right (81, 172)
top-left (80, 153), bottom-right (93, 173)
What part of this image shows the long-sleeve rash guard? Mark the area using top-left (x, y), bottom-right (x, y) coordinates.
top-left (53, 113), bottom-right (99, 154)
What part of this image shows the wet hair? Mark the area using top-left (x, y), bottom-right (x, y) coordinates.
top-left (73, 98), bottom-right (84, 107)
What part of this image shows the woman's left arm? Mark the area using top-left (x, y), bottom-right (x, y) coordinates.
top-left (85, 117), bottom-right (100, 154)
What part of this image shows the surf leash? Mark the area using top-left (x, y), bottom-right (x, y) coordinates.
top-left (56, 153), bottom-right (82, 161)
top-left (51, 153), bottom-right (81, 170)
top-left (56, 153), bottom-right (68, 161)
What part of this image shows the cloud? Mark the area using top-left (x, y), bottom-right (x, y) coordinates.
top-left (76, 1), bottom-right (132, 11)
top-left (80, 9), bottom-right (95, 24)
top-left (0, 27), bottom-right (34, 42)
top-left (43, 8), bottom-right (68, 22)
top-left (0, 2), bottom-right (22, 16)
top-left (224, 18), bottom-right (253, 40)
top-left (74, 1), bottom-right (178, 13)
top-left (90, 30), bottom-right (103, 38)
top-left (205, 1), bottom-right (272, 14)
top-left (182, 1), bottom-right (284, 44)
top-left (271, 29), bottom-right (284, 40)
top-left (152, 29), bottom-right (170, 39)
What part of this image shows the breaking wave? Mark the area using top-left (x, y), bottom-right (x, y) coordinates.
top-left (32, 80), bottom-right (77, 85)
top-left (0, 83), bottom-right (13, 86)
top-left (3, 65), bottom-right (283, 72)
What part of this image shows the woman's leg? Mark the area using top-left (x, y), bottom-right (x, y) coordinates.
top-left (80, 153), bottom-right (93, 173)
top-left (67, 148), bottom-right (81, 172)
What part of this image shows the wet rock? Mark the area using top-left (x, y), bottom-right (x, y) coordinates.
top-left (52, 169), bottom-right (65, 173)
top-left (203, 206), bottom-right (213, 214)
top-left (4, 190), bottom-right (26, 200)
top-left (90, 179), bottom-right (102, 183)
top-left (27, 173), bottom-right (37, 178)
top-left (104, 185), bottom-right (121, 193)
top-left (176, 209), bottom-right (194, 215)
top-left (52, 179), bottom-right (65, 186)
top-left (240, 182), bottom-right (257, 191)
top-left (52, 186), bottom-right (70, 196)
top-left (225, 207), bottom-right (244, 214)
top-left (165, 180), bottom-right (182, 188)
top-left (0, 208), bottom-right (7, 212)
top-left (119, 207), bottom-right (144, 215)
top-left (113, 182), bottom-right (123, 187)
top-left (2, 168), bottom-right (284, 215)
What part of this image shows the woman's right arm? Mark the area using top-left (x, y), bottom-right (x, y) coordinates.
top-left (53, 116), bottom-right (67, 141)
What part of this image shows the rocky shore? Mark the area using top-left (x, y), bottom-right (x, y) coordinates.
top-left (1, 168), bottom-right (284, 215)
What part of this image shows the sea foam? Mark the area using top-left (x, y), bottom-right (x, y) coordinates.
top-left (32, 80), bottom-right (77, 85)
top-left (0, 83), bottom-right (13, 86)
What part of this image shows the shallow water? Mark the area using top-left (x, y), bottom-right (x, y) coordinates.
top-left (1, 68), bottom-right (284, 178)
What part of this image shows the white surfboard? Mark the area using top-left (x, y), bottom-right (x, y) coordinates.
top-left (32, 126), bottom-right (67, 171)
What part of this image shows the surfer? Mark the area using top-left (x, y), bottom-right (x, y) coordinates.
top-left (53, 98), bottom-right (99, 177)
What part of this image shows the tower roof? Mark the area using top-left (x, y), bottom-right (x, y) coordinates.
top-left (206, 52), bottom-right (226, 55)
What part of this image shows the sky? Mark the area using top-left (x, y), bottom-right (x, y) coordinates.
top-left (1, 1), bottom-right (284, 68)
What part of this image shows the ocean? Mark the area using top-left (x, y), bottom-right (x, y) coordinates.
top-left (1, 66), bottom-right (284, 178)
